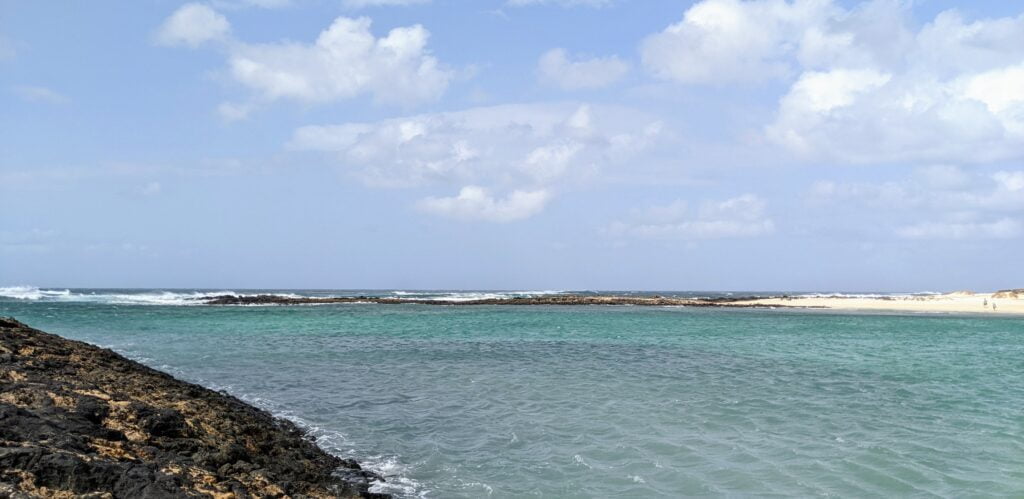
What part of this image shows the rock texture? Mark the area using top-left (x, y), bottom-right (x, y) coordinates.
top-left (0, 317), bottom-right (387, 499)
top-left (202, 294), bottom-right (774, 307)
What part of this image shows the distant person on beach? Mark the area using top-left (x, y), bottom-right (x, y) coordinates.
top-left (984, 298), bottom-right (988, 307)
top-left (993, 301), bottom-right (997, 311)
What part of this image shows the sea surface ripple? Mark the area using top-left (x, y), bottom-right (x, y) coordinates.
top-left (3, 291), bottom-right (1023, 497)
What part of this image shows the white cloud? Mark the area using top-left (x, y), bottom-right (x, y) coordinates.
top-left (342, 0), bottom-right (429, 7)
top-left (768, 64), bottom-right (1024, 164)
top-left (767, 7), bottom-right (1024, 164)
top-left (896, 219), bottom-right (1021, 240)
top-left (963, 65), bottom-right (1024, 116)
top-left (607, 194), bottom-right (775, 239)
top-left (810, 166), bottom-right (1024, 239)
top-left (911, 10), bottom-right (1024, 76)
top-left (418, 186), bottom-right (550, 222)
top-left (291, 102), bottom-right (665, 221)
top-left (641, 0), bottom-right (915, 83)
top-left (290, 102), bottom-right (664, 188)
top-left (538, 48), bottom-right (629, 90)
top-left (155, 3), bottom-right (230, 48)
top-left (522, 141), bottom-right (582, 182)
top-left (641, 0), bottom-right (838, 84)
top-left (810, 166), bottom-right (1024, 212)
top-left (225, 16), bottom-right (451, 106)
top-left (993, 171), bottom-right (1024, 192)
top-left (156, 8), bottom-right (452, 110)
top-left (639, 1), bottom-right (1024, 165)
top-left (780, 69), bottom-right (891, 114)
top-left (12, 85), bottom-right (69, 104)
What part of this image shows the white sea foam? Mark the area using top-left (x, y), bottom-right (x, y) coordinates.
top-left (0, 286), bottom-right (565, 306)
top-left (174, 382), bottom-right (428, 498)
top-left (364, 456), bottom-right (428, 498)
top-left (0, 286), bottom-right (71, 300)
top-left (0, 286), bottom-right (302, 306)
top-left (392, 290), bottom-right (565, 302)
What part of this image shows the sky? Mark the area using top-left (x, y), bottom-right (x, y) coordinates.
top-left (1, 0), bottom-right (1023, 291)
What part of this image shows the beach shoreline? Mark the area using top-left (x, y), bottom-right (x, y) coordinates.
top-left (199, 289), bottom-right (1024, 315)
top-left (732, 290), bottom-right (1024, 315)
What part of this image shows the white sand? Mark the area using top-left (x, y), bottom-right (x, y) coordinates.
top-left (736, 291), bottom-right (1024, 315)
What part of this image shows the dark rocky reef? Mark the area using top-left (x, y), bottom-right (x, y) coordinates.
top-left (202, 294), bottom-right (777, 307)
top-left (0, 317), bottom-right (388, 498)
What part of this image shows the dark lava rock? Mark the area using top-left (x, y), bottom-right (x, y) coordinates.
top-left (0, 317), bottom-right (389, 498)
top-left (201, 294), bottom-right (785, 308)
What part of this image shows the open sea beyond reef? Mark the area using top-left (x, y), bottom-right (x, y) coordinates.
top-left (2, 288), bottom-right (1023, 497)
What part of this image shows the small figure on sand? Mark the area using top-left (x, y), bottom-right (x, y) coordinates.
top-left (993, 301), bottom-right (997, 311)
top-left (984, 298), bottom-right (988, 307)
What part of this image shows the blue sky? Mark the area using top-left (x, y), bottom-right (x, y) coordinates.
top-left (2, 0), bottom-right (1023, 291)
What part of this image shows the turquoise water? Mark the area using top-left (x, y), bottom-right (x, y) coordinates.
top-left (2, 289), bottom-right (1023, 497)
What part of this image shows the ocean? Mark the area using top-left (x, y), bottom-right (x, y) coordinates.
top-left (2, 287), bottom-right (1022, 497)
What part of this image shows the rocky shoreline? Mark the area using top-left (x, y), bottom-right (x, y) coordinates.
top-left (0, 317), bottom-right (388, 498)
top-left (201, 294), bottom-right (781, 307)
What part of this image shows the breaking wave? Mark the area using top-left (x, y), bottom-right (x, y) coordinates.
top-left (0, 286), bottom-right (565, 306)
top-left (0, 286), bottom-right (290, 306)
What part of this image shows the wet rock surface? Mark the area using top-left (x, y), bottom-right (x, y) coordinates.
top-left (0, 317), bottom-right (388, 498)
top-left (202, 294), bottom-right (778, 307)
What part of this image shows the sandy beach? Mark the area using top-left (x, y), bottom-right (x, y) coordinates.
top-left (735, 290), bottom-right (1024, 315)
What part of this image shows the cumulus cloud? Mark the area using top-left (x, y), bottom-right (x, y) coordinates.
top-left (641, 0), bottom-right (838, 84)
top-left (291, 102), bottom-right (665, 220)
top-left (12, 85), bottom-right (69, 104)
top-left (607, 194), bottom-right (775, 239)
top-left (154, 3), bottom-right (230, 47)
top-left (538, 48), bottom-right (629, 90)
top-left (290, 103), bottom-right (664, 188)
top-left (641, 0), bottom-right (1024, 165)
top-left (767, 63), bottom-right (1024, 164)
top-left (418, 186), bottom-right (551, 222)
top-left (156, 7), bottom-right (452, 111)
top-left (767, 4), bottom-right (1024, 164)
top-left (226, 17), bottom-right (451, 106)
top-left (641, 0), bottom-right (918, 83)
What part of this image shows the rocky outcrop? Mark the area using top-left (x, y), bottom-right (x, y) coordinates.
top-left (201, 294), bottom-right (775, 307)
top-left (0, 317), bottom-right (387, 498)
